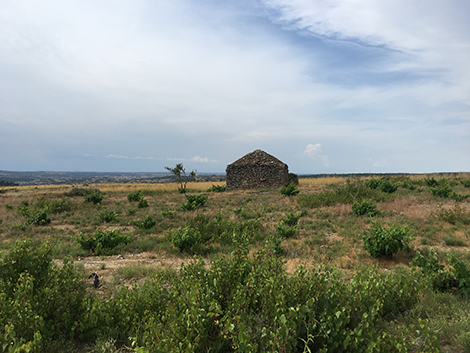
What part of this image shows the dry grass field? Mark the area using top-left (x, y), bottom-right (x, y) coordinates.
top-left (1, 173), bottom-right (470, 351)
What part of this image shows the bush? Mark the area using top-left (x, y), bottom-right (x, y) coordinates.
top-left (276, 223), bottom-right (297, 238)
top-left (181, 194), bottom-right (208, 211)
top-left (161, 209), bottom-right (174, 217)
top-left (430, 183), bottom-right (452, 198)
top-left (429, 179), bottom-right (470, 201)
top-left (132, 215), bottom-right (157, 230)
top-left (17, 200), bottom-right (30, 217)
top-left (27, 210), bottom-right (51, 226)
top-left (352, 200), bottom-right (382, 217)
top-left (77, 228), bottom-right (130, 254)
top-left (276, 211), bottom-right (307, 239)
top-left (65, 187), bottom-right (100, 197)
top-left (443, 235), bottom-right (465, 247)
top-left (437, 204), bottom-right (470, 225)
top-left (35, 196), bottom-right (74, 214)
top-left (360, 221), bottom-right (412, 259)
top-left (207, 184), bottom-right (226, 192)
top-left (298, 179), bottom-right (387, 208)
top-left (0, 240), bottom-right (89, 350)
top-left (424, 177), bottom-right (441, 187)
top-left (168, 226), bottom-right (200, 253)
top-left (137, 197), bottom-right (149, 208)
top-left (127, 190), bottom-right (143, 202)
top-left (99, 209), bottom-right (117, 223)
top-left (366, 177), bottom-right (398, 193)
top-left (412, 249), bottom-right (470, 295)
top-left (398, 180), bottom-right (416, 190)
top-left (280, 182), bottom-right (300, 197)
top-left (84, 191), bottom-right (103, 204)
top-left (450, 191), bottom-right (470, 202)
top-left (167, 213), bottom-right (263, 254)
top-left (461, 180), bottom-right (470, 188)
top-left (129, 245), bottom-right (438, 352)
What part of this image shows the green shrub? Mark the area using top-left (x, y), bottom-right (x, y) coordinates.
top-left (276, 211), bottom-right (307, 239)
top-left (424, 177), bottom-right (439, 187)
top-left (450, 191), bottom-right (470, 201)
top-left (65, 187), bottom-right (101, 197)
top-left (298, 179), bottom-right (387, 208)
top-left (5, 203), bottom-right (13, 211)
top-left (167, 213), bottom-right (263, 254)
top-left (129, 245), bottom-right (438, 352)
top-left (378, 178), bottom-right (398, 193)
top-left (137, 197), bottom-right (149, 208)
top-left (161, 209), bottom-right (174, 217)
top-left (280, 182), bottom-right (300, 197)
top-left (412, 249), bottom-right (470, 295)
top-left (461, 180), bottom-right (470, 188)
top-left (84, 191), bottom-right (103, 204)
top-left (35, 196), bottom-right (74, 214)
top-left (27, 210), bottom-right (51, 226)
top-left (181, 194), bottom-right (208, 211)
top-left (430, 183), bottom-right (453, 198)
top-left (352, 200), bottom-right (382, 217)
top-left (99, 209), bottom-right (117, 223)
top-left (366, 177), bottom-right (398, 193)
top-left (437, 204), bottom-right (470, 225)
top-left (443, 236), bottom-right (465, 247)
top-left (398, 180), bottom-right (416, 190)
top-left (276, 223), bottom-right (297, 238)
top-left (207, 184), bottom-right (226, 192)
top-left (0, 240), bottom-right (89, 350)
top-left (360, 221), bottom-right (412, 259)
top-left (429, 180), bottom-right (470, 200)
top-left (168, 226), bottom-right (200, 253)
top-left (132, 215), bottom-right (157, 230)
top-left (17, 200), bottom-right (30, 217)
top-left (77, 228), bottom-right (130, 254)
top-left (127, 190), bottom-right (143, 202)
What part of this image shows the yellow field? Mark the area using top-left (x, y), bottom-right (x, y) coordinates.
top-left (3, 172), bottom-right (469, 196)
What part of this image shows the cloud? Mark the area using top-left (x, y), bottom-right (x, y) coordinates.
top-left (167, 156), bottom-right (218, 163)
top-left (304, 143), bottom-right (321, 158)
top-left (0, 1), bottom-right (468, 174)
top-left (105, 154), bottom-right (163, 160)
top-left (106, 155), bottom-right (131, 160)
top-left (304, 143), bottom-right (330, 167)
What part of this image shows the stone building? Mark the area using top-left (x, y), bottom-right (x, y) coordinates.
top-left (226, 149), bottom-right (289, 190)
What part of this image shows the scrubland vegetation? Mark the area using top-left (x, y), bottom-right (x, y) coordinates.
top-left (1, 174), bottom-right (470, 352)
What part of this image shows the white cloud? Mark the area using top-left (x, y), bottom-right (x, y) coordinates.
top-left (167, 156), bottom-right (218, 163)
top-left (192, 156), bottom-right (212, 163)
top-left (304, 143), bottom-right (321, 158)
top-left (0, 1), bottom-right (468, 174)
top-left (262, 0), bottom-right (470, 101)
top-left (106, 154), bottom-right (131, 159)
top-left (304, 143), bottom-right (330, 168)
top-left (106, 154), bottom-right (163, 161)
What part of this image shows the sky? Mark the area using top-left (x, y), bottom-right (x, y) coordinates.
top-left (1, 0), bottom-right (469, 174)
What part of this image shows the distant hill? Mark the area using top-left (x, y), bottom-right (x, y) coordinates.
top-left (0, 170), bottom-right (225, 186)
top-left (1, 170), bottom-right (464, 186)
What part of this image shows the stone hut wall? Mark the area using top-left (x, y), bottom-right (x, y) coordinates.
top-left (226, 150), bottom-right (289, 190)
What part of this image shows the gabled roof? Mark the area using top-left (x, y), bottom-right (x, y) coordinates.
top-left (228, 149), bottom-right (286, 166)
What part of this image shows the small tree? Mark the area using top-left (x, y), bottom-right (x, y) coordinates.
top-left (165, 163), bottom-right (196, 194)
